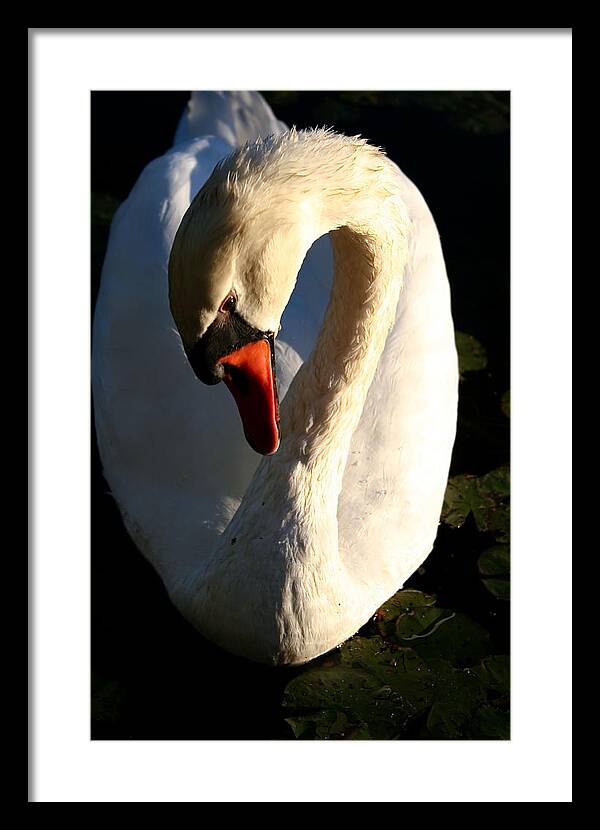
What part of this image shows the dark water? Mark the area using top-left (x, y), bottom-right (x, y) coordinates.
top-left (91, 91), bottom-right (510, 739)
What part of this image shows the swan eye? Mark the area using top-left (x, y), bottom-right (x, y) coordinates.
top-left (219, 293), bottom-right (237, 314)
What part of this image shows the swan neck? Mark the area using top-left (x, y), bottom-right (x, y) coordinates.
top-left (279, 193), bottom-right (410, 495)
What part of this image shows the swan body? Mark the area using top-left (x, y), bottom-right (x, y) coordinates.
top-left (92, 92), bottom-right (458, 665)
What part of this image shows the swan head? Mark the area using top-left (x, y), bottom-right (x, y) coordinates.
top-left (168, 133), bottom-right (321, 455)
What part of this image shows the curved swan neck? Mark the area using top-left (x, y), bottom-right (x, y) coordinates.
top-left (282, 222), bottom-right (408, 476)
top-left (173, 128), bottom-right (411, 485)
top-left (186, 129), bottom-right (414, 501)
top-left (178, 129), bottom-right (412, 506)
top-left (274, 142), bottom-right (411, 494)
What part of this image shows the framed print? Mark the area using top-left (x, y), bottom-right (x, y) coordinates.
top-left (30, 28), bottom-right (572, 803)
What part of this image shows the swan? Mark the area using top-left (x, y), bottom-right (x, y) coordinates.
top-left (92, 91), bottom-right (458, 666)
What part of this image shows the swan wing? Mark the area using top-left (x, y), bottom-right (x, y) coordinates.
top-left (173, 91), bottom-right (287, 149)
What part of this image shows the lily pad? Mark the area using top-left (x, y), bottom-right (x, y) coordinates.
top-left (394, 606), bottom-right (449, 640)
top-left (376, 589), bottom-right (437, 622)
top-left (455, 331), bottom-right (487, 375)
top-left (282, 661), bottom-right (432, 739)
top-left (473, 655), bottom-right (510, 698)
top-left (441, 474), bottom-right (479, 528)
top-left (338, 640), bottom-right (437, 722)
top-left (282, 597), bottom-right (508, 739)
top-left (481, 578), bottom-right (510, 601)
top-left (286, 709), bottom-right (350, 739)
top-left (441, 465), bottom-right (510, 542)
top-left (341, 635), bottom-right (427, 681)
top-left (425, 667), bottom-right (486, 738)
top-left (395, 609), bottom-right (492, 667)
top-left (422, 656), bottom-right (509, 739)
top-left (478, 544), bottom-right (510, 600)
top-left (282, 629), bottom-right (495, 740)
top-left (283, 664), bottom-right (380, 712)
top-left (466, 705), bottom-right (510, 739)
top-left (478, 466), bottom-right (510, 498)
top-left (478, 544), bottom-right (510, 576)
top-left (374, 589), bottom-right (437, 637)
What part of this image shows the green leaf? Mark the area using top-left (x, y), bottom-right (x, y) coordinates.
top-left (474, 655), bottom-right (510, 697)
top-left (455, 331), bottom-right (487, 375)
top-left (283, 665), bottom-right (380, 713)
top-left (471, 467), bottom-right (510, 541)
top-left (283, 638), bottom-right (476, 739)
top-left (282, 662), bottom-right (427, 740)
top-left (374, 588), bottom-right (437, 637)
top-left (395, 606), bottom-right (449, 640)
top-left (425, 669), bottom-right (486, 738)
top-left (482, 578), bottom-right (510, 601)
top-left (286, 709), bottom-right (350, 739)
top-left (343, 723), bottom-right (377, 740)
top-left (466, 705), bottom-right (510, 739)
top-left (340, 635), bottom-right (427, 681)
top-left (478, 545), bottom-right (510, 600)
top-left (441, 465), bottom-right (510, 542)
top-left (441, 474), bottom-right (479, 528)
top-left (376, 589), bottom-right (437, 623)
top-left (471, 656), bottom-right (510, 720)
top-left (338, 641), bottom-right (436, 722)
top-left (285, 716), bottom-right (315, 739)
top-left (282, 601), bottom-right (508, 739)
top-left (478, 465), bottom-right (510, 498)
top-left (501, 390), bottom-right (510, 418)
top-left (478, 544), bottom-right (510, 577)
top-left (395, 610), bottom-right (492, 667)
top-left (283, 642), bottom-right (497, 739)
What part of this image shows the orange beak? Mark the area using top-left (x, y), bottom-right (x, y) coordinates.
top-left (217, 338), bottom-right (280, 455)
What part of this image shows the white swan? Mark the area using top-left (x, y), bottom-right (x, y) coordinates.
top-left (92, 92), bottom-right (458, 665)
